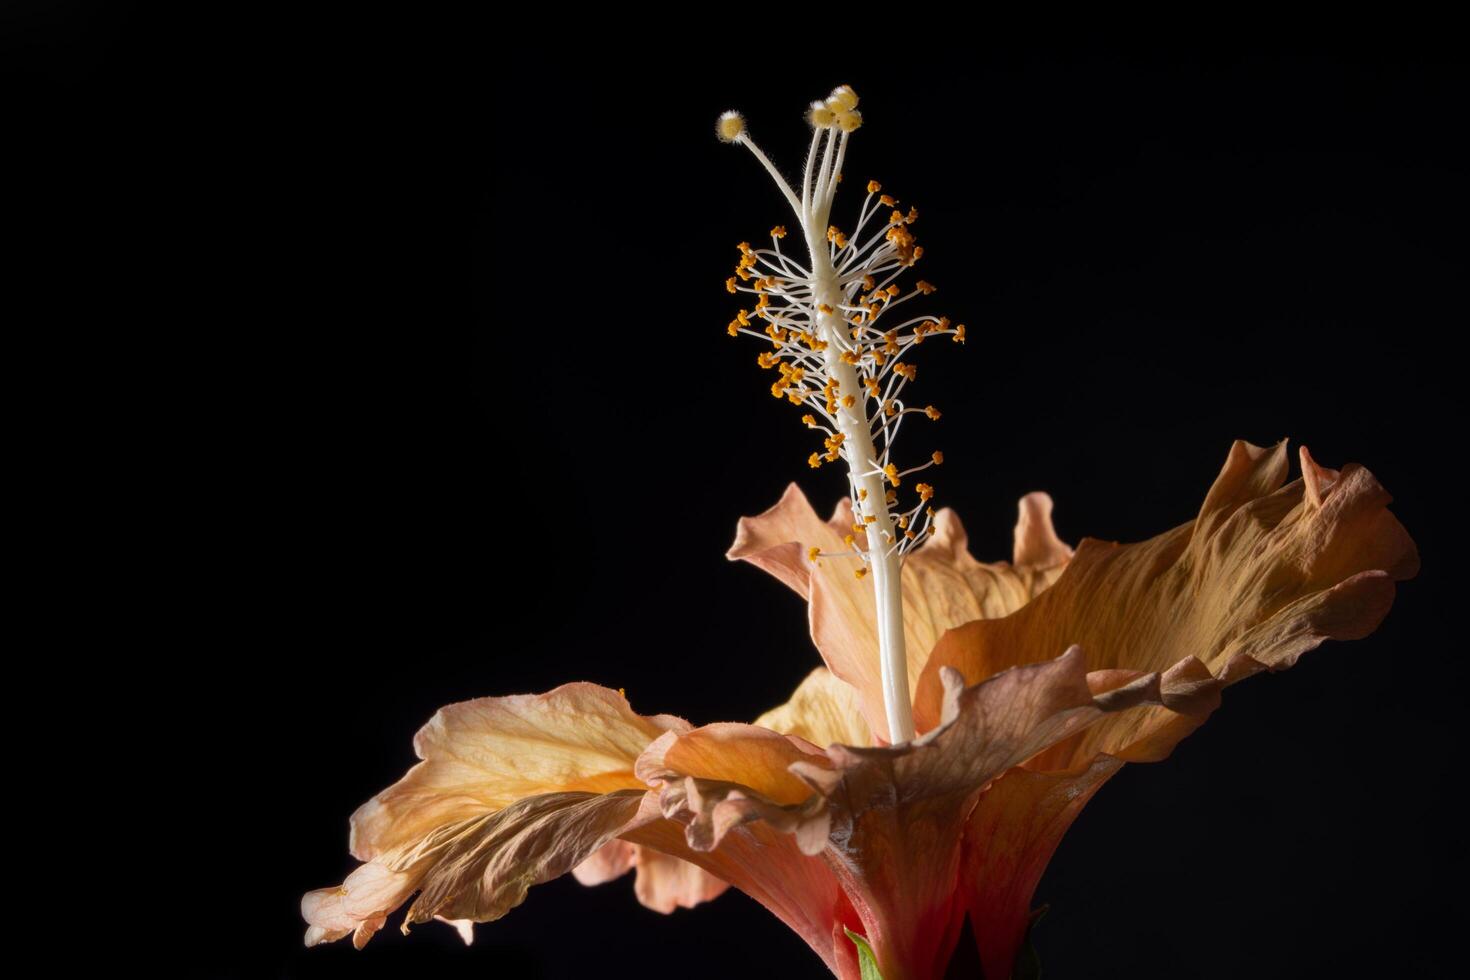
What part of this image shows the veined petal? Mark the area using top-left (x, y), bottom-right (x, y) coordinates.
top-left (913, 440), bottom-right (1418, 763)
top-left (731, 483), bottom-right (1072, 741)
top-left (306, 683), bottom-right (688, 947)
top-left (350, 682), bottom-right (687, 860)
top-left (305, 790), bottom-right (649, 947)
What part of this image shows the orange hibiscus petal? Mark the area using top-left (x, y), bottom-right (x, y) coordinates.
top-left (306, 683), bottom-right (687, 946)
top-left (731, 483), bottom-right (1074, 742)
top-left (914, 439), bottom-right (1417, 762)
top-left (350, 682), bottom-right (686, 860)
top-left (754, 666), bottom-right (872, 748)
top-left (573, 838), bottom-right (731, 914)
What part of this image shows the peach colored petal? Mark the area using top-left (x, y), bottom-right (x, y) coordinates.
top-left (573, 838), bottom-right (730, 914)
top-left (350, 682), bottom-right (686, 860)
top-left (731, 483), bottom-right (1074, 742)
top-left (637, 724), bottom-right (834, 855)
top-left (727, 482), bottom-right (851, 599)
top-left (631, 845), bottom-right (732, 913)
top-left (914, 439), bottom-right (1418, 766)
top-left (302, 860), bottom-right (416, 948)
top-left (754, 666), bottom-right (872, 748)
top-left (638, 722), bottom-right (827, 805)
top-left (571, 838), bottom-right (637, 886)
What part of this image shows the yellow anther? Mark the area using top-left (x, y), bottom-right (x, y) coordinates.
top-left (716, 111), bottom-right (746, 143)
top-left (737, 310), bottom-right (751, 327)
top-left (852, 523), bottom-right (866, 534)
top-left (906, 206), bottom-right (919, 223)
top-left (808, 546), bottom-right (821, 562)
top-left (913, 245), bottom-right (925, 261)
top-left (842, 394), bottom-right (856, 408)
top-left (757, 352), bottom-right (778, 369)
top-left (864, 515), bottom-right (877, 524)
top-left (770, 225), bottom-right (787, 239)
top-left (885, 285), bottom-right (901, 298)
top-left (879, 194), bottom-right (897, 207)
top-left (867, 179), bottom-right (882, 194)
top-left (828, 84), bottom-right (859, 111)
top-left (916, 280), bottom-right (935, 295)
top-left (736, 268), bottom-right (751, 281)
top-left (808, 453), bottom-right (822, 468)
top-left (953, 324), bottom-right (966, 343)
top-left (844, 534), bottom-right (855, 546)
top-left (924, 405), bottom-right (942, 420)
top-left (619, 687), bottom-right (627, 698)
top-left (863, 377), bottom-right (880, 395)
top-left (858, 488), bottom-right (868, 500)
top-left (932, 451), bottom-right (944, 465)
top-left (840, 351), bottom-right (859, 366)
top-left (897, 515), bottom-right (908, 529)
top-left (862, 274), bottom-right (876, 292)
top-left (818, 303), bottom-right (834, 314)
top-left (916, 482), bottom-right (934, 501)
top-left (883, 400), bottom-right (897, 418)
top-left (737, 241), bottom-right (752, 255)
top-left (787, 392), bottom-right (804, 405)
top-left (889, 210), bottom-right (904, 225)
top-left (886, 490), bottom-right (898, 505)
top-left (884, 463), bottom-right (900, 486)
top-left (894, 363), bottom-right (917, 381)
top-left (904, 530), bottom-right (916, 540)
top-left (801, 414), bottom-right (816, 426)
top-left (727, 321), bottom-right (740, 337)
top-left (807, 101), bottom-right (835, 128)
top-left (854, 567), bottom-right (867, 580)
top-left (834, 109), bottom-right (862, 132)
top-left (872, 350), bottom-right (886, 366)
top-left (771, 382), bottom-right (786, 398)
top-left (725, 277), bottom-right (738, 294)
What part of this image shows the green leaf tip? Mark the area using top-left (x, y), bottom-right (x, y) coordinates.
top-left (843, 927), bottom-right (885, 980)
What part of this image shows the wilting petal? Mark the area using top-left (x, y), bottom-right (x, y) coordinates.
top-left (350, 682), bottom-right (686, 860)
top-left (305, 790), bottom-right (651, 947)
top-left (302, 860), bottom-right (417, 949)
top-left (732, 483), bottom-right (1074, 741)
top-left (637, 724), bottom-right (833, 854)
top-left (914, 440), bottom-right (1418, 762)
top-left (755, 667), bottom-right (872, 748)
top-left (573, 838), bottom-right (730, 914)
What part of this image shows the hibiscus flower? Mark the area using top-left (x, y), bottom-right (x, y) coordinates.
top-left (302, 437), bottom-right (1414, 978)
top-left (301, 85), bottom-right (1416, 979)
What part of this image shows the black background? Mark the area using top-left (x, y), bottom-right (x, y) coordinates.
top-left (11, 8), bottom-right (1463, 978)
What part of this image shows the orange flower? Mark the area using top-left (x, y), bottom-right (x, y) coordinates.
top-left (301, 438), bottom-right (1415, 980)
